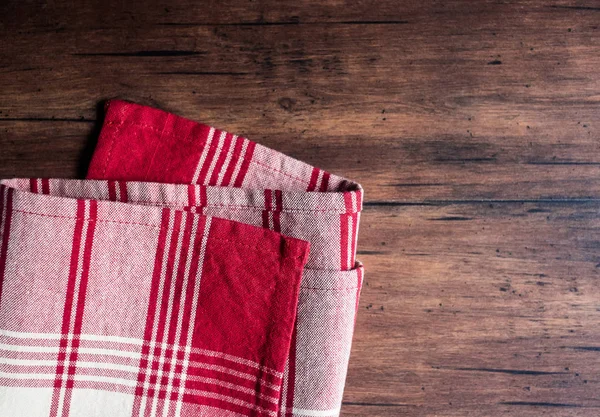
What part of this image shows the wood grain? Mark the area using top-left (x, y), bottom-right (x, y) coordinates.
top-left (1, 1), bottom-right (600, 415)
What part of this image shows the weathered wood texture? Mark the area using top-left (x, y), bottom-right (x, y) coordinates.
top-left (1, 1), bottom-right (600, 415)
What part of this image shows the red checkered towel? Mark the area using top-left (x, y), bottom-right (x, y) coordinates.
top-left (0, 100), bottom-right (363, 417)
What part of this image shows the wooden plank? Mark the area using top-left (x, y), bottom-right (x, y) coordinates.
top-left (1, 3), bottom-right (599, 200)
top-left (1, 1), bottom-right (599, 416)
top-left (347, 202), bottom-right (600, 416)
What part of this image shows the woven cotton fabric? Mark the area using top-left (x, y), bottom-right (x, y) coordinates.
top-left (0, 100), bottom-right (363, 417)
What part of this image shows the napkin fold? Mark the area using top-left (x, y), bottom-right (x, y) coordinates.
top-left (0, 100), bottom-right (363, 417)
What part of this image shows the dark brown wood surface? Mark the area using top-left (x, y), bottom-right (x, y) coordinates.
top-left (2, 1), bottom-right (600, 415)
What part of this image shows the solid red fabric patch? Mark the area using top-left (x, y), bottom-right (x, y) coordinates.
top-left (0, 100), bottom-right (363, 417)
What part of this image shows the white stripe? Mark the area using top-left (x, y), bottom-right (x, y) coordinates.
top-left (80, 334), bottom-right (142, 346)
top-left (216, 135), bottom-right (238, 185)
top-left (175, 217), bottom-right (211, 417)
top-left (279, 359), bottom-right (289, 415)
top-left (271, 189), bottom-right (278, 231)
top-left (0, 371), bottom-right (280, 415)
top-left (292, 407), bottom-right (341, 417)
top-left (191, 127), bottom-right (215, 183)
top-left (0, 330), bottom-right (281, 376)
top-left (192, 348), bottom-right (283, 378)
top-left (188, 361), bottom-right (279, 391)
top-left (161, 215), bottom-right (199, 417)
top-left (202, 131), bottom-right (227, 185)
top-left (150, 211), bottom-right (188, 417)
top-left (0, 361), bottom-right (280, 406)
top-left (0, 371), bottom-right (138, 388)
top-left (315, 169), bottom-right (324, 191)
top-left (187, 388), bottom-right (277, 417)
top-left (0, 358), bottom-right (56, 367)
top-left (0, 343), bottom-right (139, 360)
top-left (195, 186), bottom-right (201, 213)
top-left (138, 210), bottom-right (176, 417)
top-left (0, 343), bottom-right (59, 353)
top-left (186, 375), bottom-right (279, 404)
top-left (0, 352), bottom-right (276, 385)
top-left (78, 347), bottom-right (141, 360)
top-left (229, 138), bottom-right (248, 185)
top-left (75, 361), bottom-right (138, 373)
top-left (0, 329), bottom-right (62, 339)
top-left (0, 371), bottom-right (56, 380)
top-left (0, 187), bottom-right (7, 230)
top-left (0, 357), bottom-right (139, 374)
top-left (0, 343), bottom-right (140, 360)
top-left (76, 374), bottom-right (138, 388)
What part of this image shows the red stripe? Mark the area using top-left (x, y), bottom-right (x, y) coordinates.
top-left (355, 190), bottom-right (363, 210)
top-left (156, 210), bottom-right (184, 344)
top-left (350, 212), bottom-right (358, 268)
top-left (273, 190), bottom-right (283, 233)
top-left (233, 140), bottom-right (256, 188)
top-left (0, 185), bottom-right (4, 237)
top-left (169, 216), bottom-right (208, 407)
top-left (0, 187), bottom-right (13, 308)
top-left (178, 374), bottom-right (279, 412)
top-left (108, 181), bottom-right (117, 202)
top-left (41, 178), bottom-right (50, 195)
top-left (29, 178), bottom-right (39, 193)
top-left (306, 167), bottom-right (319, 192)
top-left (118, 181), bottom-right (128, 203)
top-left (208, 132), bottom-right (234, 186)
top-left (181, 392), bottom-right (274, 417)
top-left (284, 322), bottom-right (298, 416)
top-left (196, 130), bottom-right (221, 185)
top-left (187, 185), bottom-right (196, 208)
top-left (262, 189), bottom-right (272, 229)
top-left (341, 192), bottom-right (355, 271)
top-left (318, 171), bottom-right (330, 192)
top-left (340, 216), bottom-right (349, 272)
top-left (277, 375), bottom-right (285, 417)
top-left (132, 209), bottom-right (171, 414)
top-left (49, 200), bottom-right (86, 417)
top-left (186, 352), bottom-right (282, 388)
top-left (220, 136), bottom-right (244, 187)
top-left (343, 190), bottom-right (354, 214)
top-left (62, 200), bottom-right (98, 417)
top-left (164, 213), bottom-right (194, 351)
top-left (143, 211), bottom-right (184, 415)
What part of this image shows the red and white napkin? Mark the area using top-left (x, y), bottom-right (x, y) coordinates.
top-left (0, 100), bottom-right (363, 417)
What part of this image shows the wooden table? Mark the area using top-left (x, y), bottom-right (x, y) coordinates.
top-left (1, 1), bottom-right (599, 415)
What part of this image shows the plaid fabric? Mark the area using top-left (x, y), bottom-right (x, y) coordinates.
top-left (0, 179), bottom-right (309, 417)
top-left (0, 100), bottom-right (363, 416)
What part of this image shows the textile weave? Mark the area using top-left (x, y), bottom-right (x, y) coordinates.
top-left (0, 100), bottom-right (363, 417)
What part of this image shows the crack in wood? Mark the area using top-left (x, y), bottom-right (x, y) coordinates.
top-left (73, 51), bottom-right (203, 57)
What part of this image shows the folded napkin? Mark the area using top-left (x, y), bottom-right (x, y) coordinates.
top-left (0, 100), bottom-right (363, 417)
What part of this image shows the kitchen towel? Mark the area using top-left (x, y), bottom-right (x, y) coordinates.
top-left (0, 178), bottom-right (310, 417)
top-left (0, 99), bottom-right (363, 417)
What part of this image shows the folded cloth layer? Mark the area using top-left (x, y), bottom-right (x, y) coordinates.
top-left (0, 179), bottom-right (310, 417)
top-left (0, 99), bottom-right (364, 417)
top-left (86, 100), bottom-right (364, 417)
